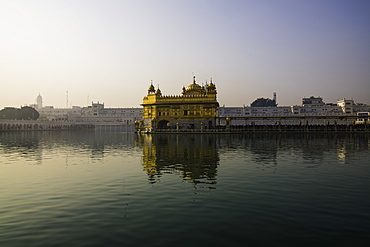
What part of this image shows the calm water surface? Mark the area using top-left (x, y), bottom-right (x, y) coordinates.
top-left (1, 131), bottom-right (370, 246)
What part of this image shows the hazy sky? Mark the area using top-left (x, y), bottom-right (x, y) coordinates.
top-left (1, 0), bottom-right (369, 109)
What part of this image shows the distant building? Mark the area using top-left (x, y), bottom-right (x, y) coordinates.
top-left (74, 102), bottom-right (142, 124)
top-left (30, 91), bottom-right (369, 129)
top-left (218, 96), bottom-right (370, 125)
top-left (36, 94), bottom-right (43, 109)
top-left (302, 96), bottom-right (324, 106)
top-left (29, 94), bottom-right (43, 110)
top-left (38, 105), bottom-right (82, 121)
top-left (139, 76), bottom-right (219, 131)
top-left (31, 94), bottom-right (142, 124)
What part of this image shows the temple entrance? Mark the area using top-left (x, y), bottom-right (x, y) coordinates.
top-left (157, 120), bottom-right (170, 129)
top-left (208, 121), bottom-right (213, 129)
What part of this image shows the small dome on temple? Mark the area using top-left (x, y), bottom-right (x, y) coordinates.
top-left (207, 78), bottom-right (216, 90)
top-left (207, 82), bottom-right (215, 89)
top-left (148, 82), bottom-right (155, 93)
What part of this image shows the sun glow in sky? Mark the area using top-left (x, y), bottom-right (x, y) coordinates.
top-left (1, 0), bottom-right (369, 109)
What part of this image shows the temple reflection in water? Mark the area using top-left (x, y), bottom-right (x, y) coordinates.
top-left (137, 133), bottom-right (370, 187)
top-left (137, 134), bottom-right (219, 188)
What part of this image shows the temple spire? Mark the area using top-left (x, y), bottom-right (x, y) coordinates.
top-left (148, 80), bottom-right (155, 94)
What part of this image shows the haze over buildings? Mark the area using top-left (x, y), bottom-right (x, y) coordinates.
top-left (1, 0), bottom-right (369, 109)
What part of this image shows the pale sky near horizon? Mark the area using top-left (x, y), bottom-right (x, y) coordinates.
top-left (1, 0), bottom-right (369, 109)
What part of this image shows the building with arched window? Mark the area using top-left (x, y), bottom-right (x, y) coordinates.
top-left (139, 76), bottom-right (219, 132)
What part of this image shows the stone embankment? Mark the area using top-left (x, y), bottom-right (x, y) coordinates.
top-left (0, 120), bottom-right (94, 131)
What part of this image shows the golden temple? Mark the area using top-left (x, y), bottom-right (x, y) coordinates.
top-left (138, 76), bottom-right (219, 132)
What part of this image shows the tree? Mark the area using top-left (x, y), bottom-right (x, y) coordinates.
top-left (0, 106), bottom-right (39, 120)
top-left (0, 107), bottom-right (17, 119)
top-left (251, 98), bottom-right (277, 107)
top-left (19, 106), bottom-right (39, 120)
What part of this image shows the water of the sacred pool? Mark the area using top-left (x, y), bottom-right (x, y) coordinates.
top-left (1, 131), bottom-right (369, 247)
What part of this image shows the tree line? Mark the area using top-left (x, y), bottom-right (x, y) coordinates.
top-left (251, 98), bottom-right (277, 107)
top-left (0, 106), bottom-right (39, 120)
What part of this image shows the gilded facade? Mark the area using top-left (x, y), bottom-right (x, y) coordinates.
top-left (139, 76), bottom-right (219, 131)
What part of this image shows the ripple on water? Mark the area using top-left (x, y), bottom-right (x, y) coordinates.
top-left (1, 133), bottom-right (370, 246)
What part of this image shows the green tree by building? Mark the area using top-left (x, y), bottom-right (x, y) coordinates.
top-left (0, 106), bottom-right (39, 120)
top-left (251, 98), bottom-right (277, 107)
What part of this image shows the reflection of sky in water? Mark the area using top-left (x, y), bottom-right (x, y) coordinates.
top-left (0, 131), bottom-right (139, 164)
top-left (1, 132), bottom-right (370, 246)
top-left (1, 132), bottom-right (369, 178)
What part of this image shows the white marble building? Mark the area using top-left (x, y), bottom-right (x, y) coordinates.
top-left (32, 95), bottom-right (142, 124)
top-left (217, 96), bottom-right (370, 125)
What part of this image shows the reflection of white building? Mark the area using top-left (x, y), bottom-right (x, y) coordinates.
top-left (218, 96), bottom-right (370, 125)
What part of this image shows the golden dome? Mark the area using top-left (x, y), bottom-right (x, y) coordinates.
top-left (186, 82), bottom-right (202, 91)
top-left (183, 76), bottom-right (205, 95)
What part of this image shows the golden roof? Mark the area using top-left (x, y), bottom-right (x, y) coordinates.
top-left (183, 76), bottom-right (204, 95)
